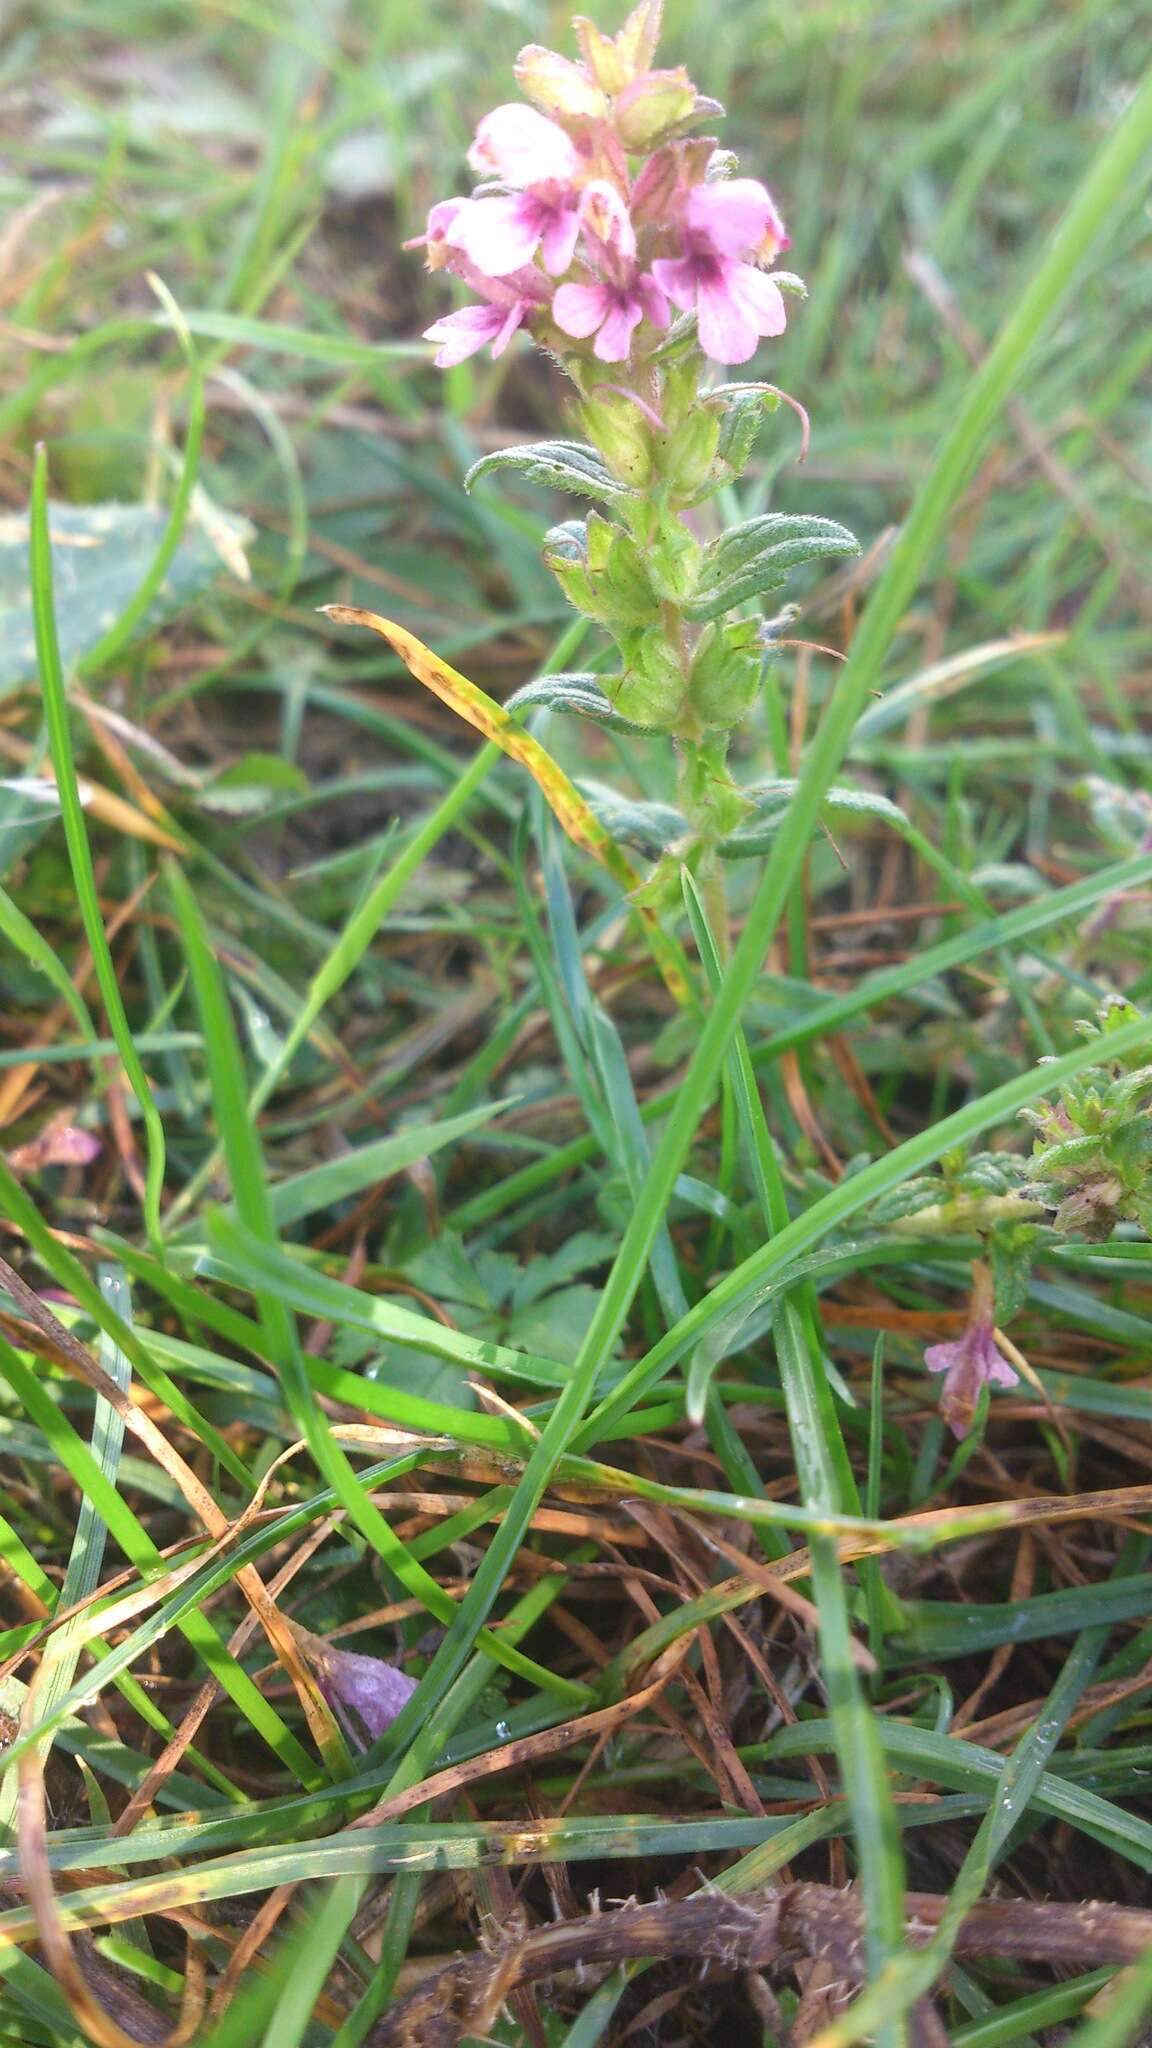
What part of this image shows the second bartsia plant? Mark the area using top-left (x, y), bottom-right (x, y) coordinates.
top-left (409, 0), bottom-right (860, 880)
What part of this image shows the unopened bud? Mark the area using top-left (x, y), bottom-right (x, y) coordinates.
top-left (575, 0), bottom-right (663, 93)
top-left (542, 520), bottom-right (597, 615)
top-left (645, 521), bottom-right (699, 603)
top-left (613, 68), bottom-right (698, 150)
top-left (630, 137), bottom-right (714, 227)
top-left (514, 44), bottom-right (608, 120)
top-left (602, 526), bottom-right (660, 624)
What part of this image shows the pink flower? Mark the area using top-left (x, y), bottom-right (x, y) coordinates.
top-left (293, 1626), bottom-right (417, 1749)
top-left (448, 105), bottom-right (588, 279)
top-left (553, 274), bottom-right (667, 360)
top-left (468, 103), bottom-right (580, 186)
top-left (448, 184), bottom-right (582, 277)
top-left (579, 178), bottom-right (637, 264)
top-left (925, 1314), bottom-right (1018, 1440)
top-left (423, 301), bottom-right (521, 366)
top-left (686, 178), bottom-right (789, 261)
top-left (552, 179), bottom-right (668, 362)
top-left (404, 197), bottom-right (470, 270)
top-left (652, 176), bottom-right (790, 364)
top-left (422, 260), bottom-right (550, 367)
top-left (7, 1119), bottom-right (101, 1175)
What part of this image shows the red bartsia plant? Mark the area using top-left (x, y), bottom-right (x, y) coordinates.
top-left (406, 1), bottom-right (859, 867)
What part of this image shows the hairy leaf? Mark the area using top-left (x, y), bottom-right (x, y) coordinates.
top-left (505, 673), bottom-right (668, 736)
top-left (464, 440), bottom-right (636, 505)
top-left (684, 513), bottom-right (860, 622)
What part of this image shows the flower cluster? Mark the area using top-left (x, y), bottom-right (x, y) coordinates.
top-left (411, 2), bottom-right (790, 369)
top-left (404, 6), bottom-right (858, 889)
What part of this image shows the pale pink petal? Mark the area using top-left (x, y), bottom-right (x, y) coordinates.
top-left (580, 179), bottom-right (636, 263)
top-left (695, 265), bottom-right (759, 363)
top-left (539, 201), bottom-right (582, 275)
top-left (450, 194), bottom-right (541, 276)
top-left (293, 1625), bottom-right (417, 1748)
top-left (726, 261), bottom-right (788, 338)
top-left (423, 303), bottom-right (506, 367)
top-left (468, 103), bottom-right (578, 187)
top-left (649, 255), bottom-right (699, 315)
top-left (7, 1122), bottom-right (101, 1173)
top-left (924, 1340), bottom-right (960, 1377)
top-left (403, 195), bottom-right (468, 253)
top-left (489, 301), bottom-right (528, 358)
top-left (973, 1327), bottom-right (1019, 1389)
top-left (552, 281), bottom-right (611, 339)
top-left (687, 178), bottom-right (785, 258)
top-left (593, 296), bottom-right (644, 362)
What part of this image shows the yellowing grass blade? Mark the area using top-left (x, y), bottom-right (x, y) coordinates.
top-left (322, 606), bottom-right (691, 1006)
top-left (0, 729), bottom-right (183, 852)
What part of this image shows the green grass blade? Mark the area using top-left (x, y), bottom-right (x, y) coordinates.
top-left (29, 444), bottom-right (168, 1252)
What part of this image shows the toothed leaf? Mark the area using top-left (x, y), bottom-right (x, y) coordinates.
top-left (684, 513), bottom-right (859, 621)
top-left (465, 440), bottom-right (636, 505)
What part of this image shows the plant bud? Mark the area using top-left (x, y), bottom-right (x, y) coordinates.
top-left (514, 44), bottom-right (608, 120)
top-left (575, 0), bottom-right (663, 93)
top-left (543, 515), bottom-right (658, 627)
top-left (628, 145), bottom-right (680, 228)
top-left (583, 509), bottom-right (614, 572)
top-left (714, 389), bottom-right (769, 482)
top-left (629, 136), bottom-right (714, 227)
top-left (613, 68), bottom-right (697, 150)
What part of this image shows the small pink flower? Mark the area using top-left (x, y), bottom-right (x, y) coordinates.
top-left (652, 176), bottom-right (790, 364)
top-left (448, 183), bottom-right (582, 277)
top-left (404, 197), bottom-right (470, 270)
top-left (685, 178), bottom-right (789, 261)
top-left (924, 1305), bottom-right (1018, 1440)
top-left (7, 1119), bottom-right (101, 1175)
top-left (468, 103), bottom-right (580, 187)
top-left (423, 263), bottom-right (550, 367)
top-left (552, 179), bottom-right (667, 362)
top-left (450, 104), bottom-right (587, 279)
top-left (553, 274), bottom-right (667, 361)
top-left (653, 251), bottom-right (786, 363)
top-left (293, 1625), bottom-right (417, 1749)
top-left (579, 179), bottom-right (637, 264)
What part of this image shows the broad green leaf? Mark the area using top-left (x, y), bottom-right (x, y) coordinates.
top-left (1, 499), bottom-right (251, 692)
